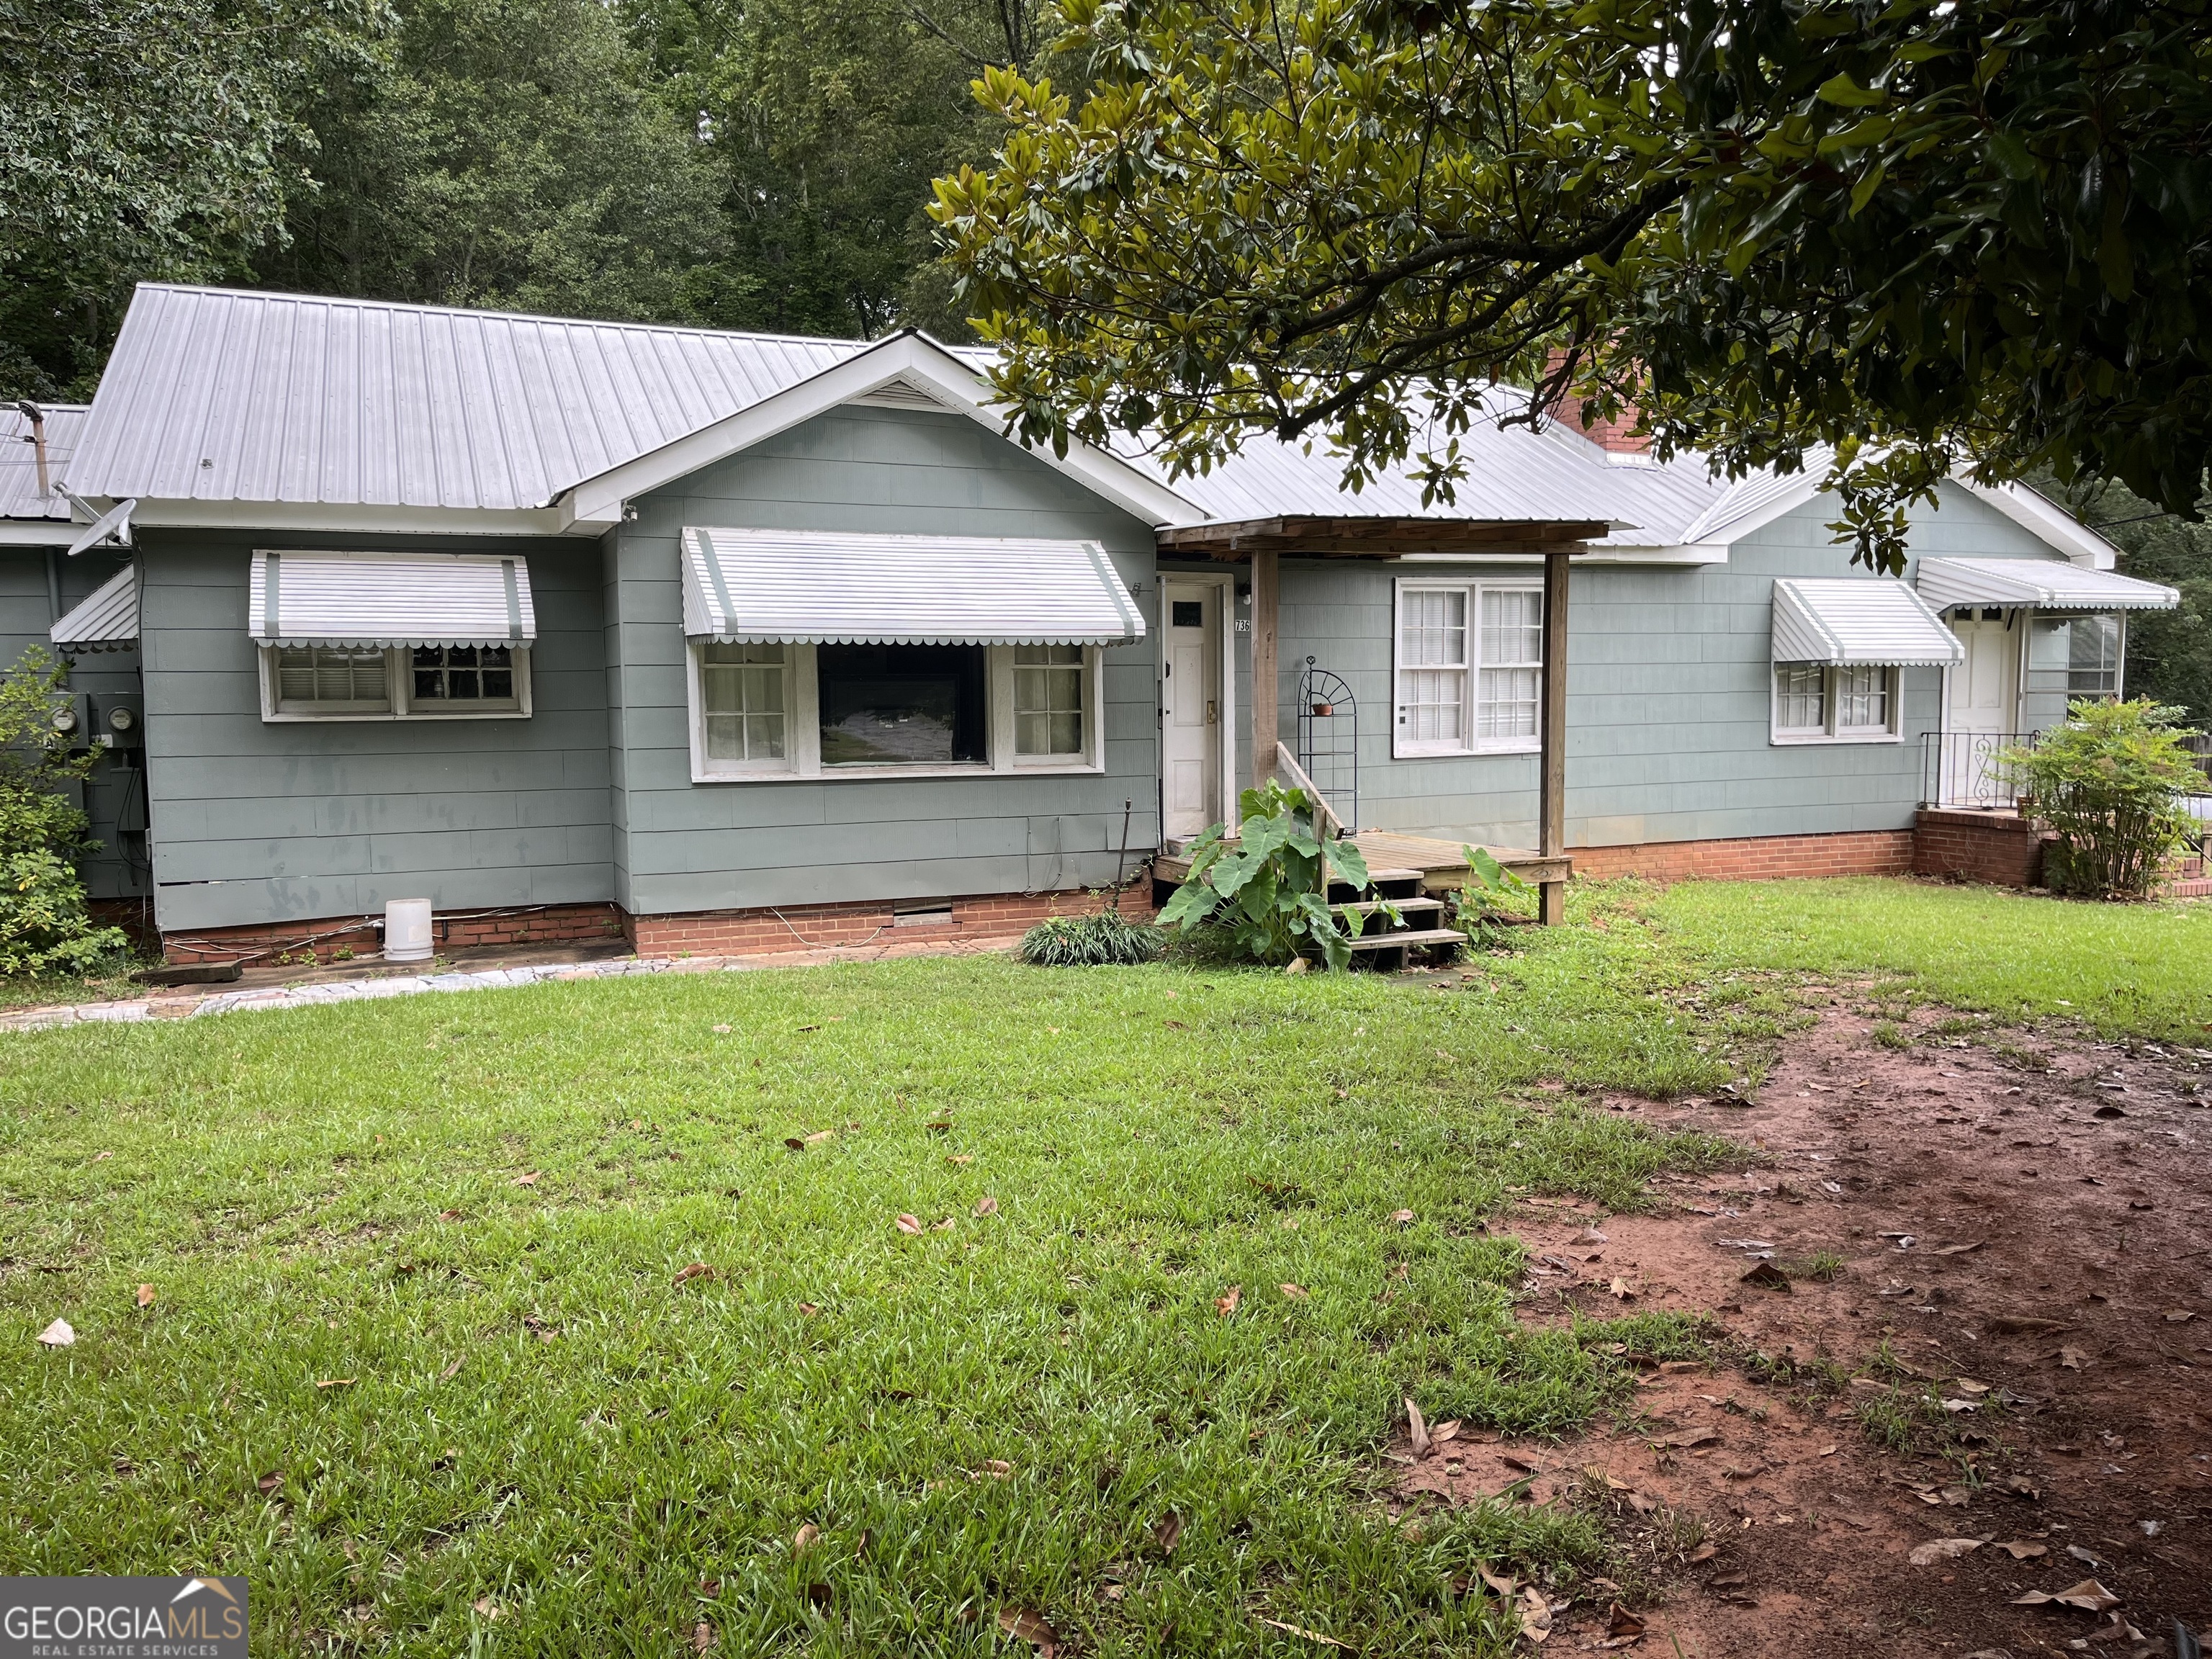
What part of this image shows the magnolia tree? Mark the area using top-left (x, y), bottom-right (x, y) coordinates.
top-left (930, 0), bottom-right (2212, 573)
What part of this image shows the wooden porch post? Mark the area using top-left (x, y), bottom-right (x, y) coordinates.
top-left (1539, 549), bottom-right (1570, 925)
top-left (1250, 548), bottom-right (1279, 793)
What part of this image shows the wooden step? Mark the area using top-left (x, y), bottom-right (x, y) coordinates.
top-left (1344, 927), bottom-right (1468, 952)
top-left (1338, 896), bottom-right (1447, 915)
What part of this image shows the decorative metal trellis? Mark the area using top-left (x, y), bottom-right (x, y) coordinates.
top-left (1295, 657), bottom-right (1358, 834)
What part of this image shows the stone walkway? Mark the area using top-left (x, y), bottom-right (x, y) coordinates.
top-left (0, 933), bottom-right (1025, 1035)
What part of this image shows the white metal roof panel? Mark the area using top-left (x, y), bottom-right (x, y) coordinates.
top-left (2, 404), bottom-right (86, 521)
top-left (50, 563), bottom-right (138, 652)
top-left (68, 285), bottom-right (868, 512)
top-left (682, 526), bottom-right (1144, 645)
top-left (248, 550), bottom-right (539, 647)
top-left (1771, 578), bottom-right (1964, 666)
top-left (1915, 557), bottom-right (2179, 612)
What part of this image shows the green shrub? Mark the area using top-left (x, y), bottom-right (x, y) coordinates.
top-left (1015, 909), bottom-right (1162, 966)
top-left (1155, 781), bottom-right (1382, 969)
top-left (0, 648), bottom-right (129, 977)
top-left (2002, 698), bottom-right (2202, 898)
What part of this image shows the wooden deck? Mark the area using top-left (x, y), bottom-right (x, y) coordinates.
top-left (1154, 830), bottom-right (1570, 892)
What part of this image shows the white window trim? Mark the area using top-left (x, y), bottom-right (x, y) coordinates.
top-left (1391, 577), bottom-right (1545, 760)
top-left (1768, 662), bottom-right (1902, 745)
top-left (257, 644), bottom-right (533, 723)
top-left (688, 640), bottom-right (1107, 783)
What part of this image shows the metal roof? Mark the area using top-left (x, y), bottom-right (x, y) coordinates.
top-left (1771, 578), bottom-right (1964, 667)
top-left (50, 562), bottom-right (138, 652)
top-left (248, 550), bottom-right (539, 647)
top-left (69, 285), bottom-right (868, 512)
top-left (2, 404), bottom-right (86, 521)
top-left (1915, 557), bottom-right (2180, 612)
top-left (681, 526), bottom-right (1144, 645)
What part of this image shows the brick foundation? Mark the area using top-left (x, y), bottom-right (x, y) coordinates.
top-left (162, 902), bottom-right (628, 965)
top-left (1568, 829), bottom-right (1916, 883)
top-left (625, 888), bottom-right (1130, 957)
top-left (1910, 809), bottom-right (2051, 888)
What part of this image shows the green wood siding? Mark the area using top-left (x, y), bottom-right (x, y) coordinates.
top-left (138, 532), bottom-right (613, 932)
top-left (611, 405), bottom-right (1161, 915)
top-left (1267, 482), bottom-right (2078, 849)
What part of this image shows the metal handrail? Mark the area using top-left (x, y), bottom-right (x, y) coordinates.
top-left (1920, 729), bottom-right (2038, 810)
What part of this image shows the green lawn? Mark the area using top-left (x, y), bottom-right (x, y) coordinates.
top-left (0, 876), bottom-right (2202, 1656)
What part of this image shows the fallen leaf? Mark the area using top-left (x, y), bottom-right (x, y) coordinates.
top-left (948, 1154), bottom-right (974, 1166)
top-left (1406, 1398), bottom-right (1431, 1457)
top-left (974, 1195), bottom-right (999, 1217)
top-left (895, 1214), bottom-right (924, 1236)
top-left (1215, 1285), bottom-right (1241, 1317)
top-left (1518, 1585), bottom-right (1552, 1643)
top-left (797, 1024), bottom-right (820, 1033)
top-left (981, 1459), bottom-right (1013, 1478)
top-left (1478, 1568), bottom-right (1519, 1597)
top-left (1431, 1420), bottom-right (1462, 1444)
top-left (2164, 1309), bottom-right (2197, 1323)
top-left (804, 1129), bottom-right (835, 1146)
top-left (1689, 1542), bottom-right (1717, 1564)
top-left (1609, 1277), bottom-right (1635, 1300)
top-left (315, 1377), bottom-right (356, 1390)
top-left (1997, 1540), bottom-right (2049, 1560)
top-left (1390, 1209), bottom-right (1415, 1225)
top-left (692, 1619), bottom-right (716, 1652)
top-left (1606, 1603), bottom-right (1646, 1642)
top-left (932, 1217), bottom-right (956, 1231)
top-left (2011, 1579), bottom-right (2121, 1613)
top-left (2059, 1346), bottom-right (2087, 1370)
top-left (1154, 1510), bottom-right (1182, 1553)
top-left (1280, 1282), bottom-right (1308, 1299)
top-left (473, 1597), bottom-right (501, 1619)
top-left (1818, 1444), bottom-right (1838, 1457)
top-left (1986, 1314), bottom-right (2072, 1335)
top-left (1654, 1428), bottom-right (1719, 1449)
top-left (1707, 1573), bottom-right (1748, 1591)
top-left (1909, 1537), bottom-right (1985, 1566)
top-left (673, 1262), bottom-right (716, 1285)
top-left (511, 1172), bottom-right (539, 1186)
top-left (2065, 1544), bottom-right (2103, 1568)
top-left (1740, 1261), bottom-right (1791, 1292)
top-left (793, 1523), bottom-right (819, 1554)
top-left (1256, 1617), bottom-right (1349, 1648)
top-left (997, 1607), bottom-right (1058, 1652)
top-left (1930, 1241), bottom-right (1985, 1256)
top-left (257, 1469), bottom-right (285, 1493)
top-left (1626, 1491), bottom-right (1661, 1516)
top-left (925, 1120), bottom-right (953, 1135)
top-left (783, 1137), bottom-right (807, 1151)
top-left (797, 1302), bottom-right (819, 1316)
top-left (135, 1283), bottom-right (155, 1309)
top-left (440, 1356), bottom-right (464, 1379)
top-left (35, 1318), bottom-right (73, 1347)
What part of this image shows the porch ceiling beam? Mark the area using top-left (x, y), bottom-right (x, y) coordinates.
top-left (1158, 517), bottom-right (1609, 559)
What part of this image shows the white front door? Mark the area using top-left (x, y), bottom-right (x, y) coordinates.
top-left (1161, 582), bottom-right (1223, 840)
top-left (1943, 611), bottom-right (2018, 805)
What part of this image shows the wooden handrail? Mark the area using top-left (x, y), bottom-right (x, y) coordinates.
top-left (1274, 741), bottom-right (1348, 839)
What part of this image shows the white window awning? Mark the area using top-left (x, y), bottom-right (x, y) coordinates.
top-left (1916, 557), bottom-right (2179, 612)
top-left (50, 564), bottom-right (138, 653)
top-left (248, 551), bottom-right (537, 648)
top-left (1771, 578), bottom-right (1964, 667)
top-left (681, 526), bottom-right (1144, 646)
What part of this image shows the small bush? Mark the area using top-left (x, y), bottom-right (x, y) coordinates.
top-left (0, 649), bottom-right (128, 978)
top-left (2002, 698), bottom-right (2202, 898)
top-left (1015, 910), bottom-right (1162, 966)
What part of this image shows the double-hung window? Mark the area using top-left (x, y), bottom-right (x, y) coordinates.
top-left (1770, 663), bottom-right (1900, 742)
top-left (1393, 579), bottom-right (1544, 757)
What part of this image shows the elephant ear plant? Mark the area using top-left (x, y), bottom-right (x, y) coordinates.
top-left (1156, 781), bottom-right (1385, 969)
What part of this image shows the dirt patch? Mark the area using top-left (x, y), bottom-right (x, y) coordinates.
top-left (1399, 1001), bottom-right (2212, 1657)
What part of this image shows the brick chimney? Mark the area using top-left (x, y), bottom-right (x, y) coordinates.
top-left (1538, 355), bottom-right (1652, 456)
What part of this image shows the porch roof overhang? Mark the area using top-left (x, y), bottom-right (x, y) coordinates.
top-left (1155, 516), bottom-right (1610, 559)
top-left (1915, 557), bottom-right (2180, 613)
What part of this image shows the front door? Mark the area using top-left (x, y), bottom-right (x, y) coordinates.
top-left (1943, 610), bottom-right (2018, 806)
top-left (1161, 583), bottom-right (1223, 840)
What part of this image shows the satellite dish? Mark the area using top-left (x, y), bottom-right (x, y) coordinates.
top-left (66, 497), bottom-right (135, 558)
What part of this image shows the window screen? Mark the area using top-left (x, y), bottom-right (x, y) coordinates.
top-left (701, 642), bottom-right (788, 763)
top-left (276, 646), bottom-right (389, 711)
top-left (817, 643), bottom-right (987, 765)
top-left (1014, 643), bottom-right (1085, 756)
